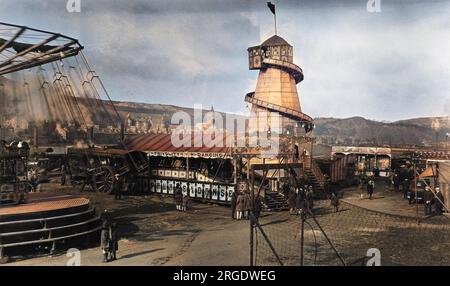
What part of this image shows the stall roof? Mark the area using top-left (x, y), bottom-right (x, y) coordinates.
top-left (125, 133), bottom-right (233, 159)
top-left (414, 151), bottom-right (450, 161)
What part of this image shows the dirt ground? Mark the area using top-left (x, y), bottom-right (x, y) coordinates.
top-left (5, 182), bottom-right (450, 266)
top-left (6, 183), bottom-right (250, 266)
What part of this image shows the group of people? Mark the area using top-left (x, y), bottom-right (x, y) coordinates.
top-left (287, 184), bottom-right (315, 215)
top-left (174, 183), bottom-right (189, 212)
top-left (100, 215), bottom-right (119, 263)
top-left (230, 190), bottom-right (262, 220)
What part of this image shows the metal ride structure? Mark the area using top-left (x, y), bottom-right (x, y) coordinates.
top-left (0, 22), bottom-right (144, 261)
top-left (0, 22), bottom-right (83, 76)
top-left (0, 22), bottom-right (149, 194)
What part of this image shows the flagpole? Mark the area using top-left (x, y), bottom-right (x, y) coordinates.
top-left (274, 12), bottom-right (277, 35)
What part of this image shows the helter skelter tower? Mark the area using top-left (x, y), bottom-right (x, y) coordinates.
top-left (245, 34), bottom-right (314, 141)
top-left (244, 2), bottom-right (314, 166)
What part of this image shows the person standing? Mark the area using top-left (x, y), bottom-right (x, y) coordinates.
top-left (236, 192), bottom-right (245, 220)
top-left (174, 184), bottom-right (182, 211)
top-left (231, 190), bottom-right (238, 219)
top-left (114, 175), bottom-right (123, 200)
top-left (435, 188), bottom-right (445, 215)
top-left (288, 189), bottom-right (297, 215)
top-left (393, 173), bottom-right (400, 192)
top-left (109, 222), bottom-right (119, 261)
top-left (330, 192), bottom-right (340, 212)
top-left (60, 164), bottom-right (66, 186)
top-left (100, 220), bottom-right (111, 263)
top-left (402, 179), bottom-right (410, 199)
top-left (296, 188), bottom-right (305, 215)
top-left (182, 193), bottom-right (190, 212)
top-left (367, 179), bottom-right (374, 200)
top-left (423, 188), bottom-right (434, 215)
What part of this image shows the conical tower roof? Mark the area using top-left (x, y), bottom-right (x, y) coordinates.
top-left (260, 35), bottom-right (291, 47)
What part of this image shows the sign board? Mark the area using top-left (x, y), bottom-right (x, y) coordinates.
top-left (147, 178), bottom-right (235, 204)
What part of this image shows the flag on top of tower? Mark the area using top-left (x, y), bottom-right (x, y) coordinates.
top-left (267, 2), bottom-right (276, 15)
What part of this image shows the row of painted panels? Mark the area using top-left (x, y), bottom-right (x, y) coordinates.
top-left (137, 178), bottom-right (235, 203)
top-left (151, 169), bottom-right (214, 182)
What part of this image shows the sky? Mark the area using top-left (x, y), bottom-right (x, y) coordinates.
top-left (0, 0), bottom-right (449, 121)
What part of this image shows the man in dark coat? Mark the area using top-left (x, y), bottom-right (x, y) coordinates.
top-left (60, 164), bottom-right (66, 186)
top-left (231, 191), bottom-right (238, 219)
top-left (174, 184), bottom-right (183, 211)
top-left (435, 188), bottom-right (445, 215)
top-left (114, 175), bottom-right (124, 200)
top-left (393, 173), bottom-right (400, 192)
top-left (423, 189), bottom-right (434, 215)
top-left (367, 180), bottom-right (374, 200)
top-left (288, 189), bottom-right (297, 215)
top-left (402, 179), bottom-right (410, 199)
top-left (330, 192), bottom-right (340, 212)
top-left (109, 222), bottom-right (119, 261)
top-left (296, 188), bottom-right (305, 215)
top-left (100, 220), bottom-right (111, 263)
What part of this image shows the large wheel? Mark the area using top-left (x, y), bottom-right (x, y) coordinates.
top-left (92, 166), bottom-right (116, 194)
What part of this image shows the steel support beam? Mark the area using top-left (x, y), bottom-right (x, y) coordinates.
top-left (0, 27), bottom-right (26, 54)
top-left (0, 34), bottom-right (60, 69)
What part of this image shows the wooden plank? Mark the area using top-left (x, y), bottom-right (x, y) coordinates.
top-left (0, 208), bottom-right (95, 226)
top-left (0, 217), bottom-right (100, 237)
top-left (0, 226), bottom-right (101, 248)
top-left (251, 162), bottom-right (302, 171)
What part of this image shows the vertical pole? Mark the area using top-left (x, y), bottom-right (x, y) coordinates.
top-left (278, 158), bottom-right (281, 191)
top-left (300, 211), bottom-right (305, 266)
top-left (274, 13), bottom-right (277, 35)
top-left (414, 155), bottom-right (419, 225)
top-left (247, 158), bottom-right (251, 193)
top-left (249, 163), bottom-right (254, 266)
top-left (186, 157), bottom-right (190, 199)
top-left (233, 157), bottom-right (238, 185)
top-left (250, 214), bottom-right (254, 266)
top-left (186, 157), bottom-right (190, 179)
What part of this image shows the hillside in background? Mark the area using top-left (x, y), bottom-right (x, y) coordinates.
top-left (1, 75), bottom-right (448, 147)
top-left (312, 116), bottom-right (449, 147)
top-left (111, 101), bottom-right (449, 147)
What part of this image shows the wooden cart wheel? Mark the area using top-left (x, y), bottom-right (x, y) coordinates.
top-left (93, 166), bottom-right (116, 194)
